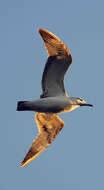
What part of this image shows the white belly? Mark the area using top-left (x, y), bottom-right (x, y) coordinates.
top-left (60, 105), bottom-right (80, 113)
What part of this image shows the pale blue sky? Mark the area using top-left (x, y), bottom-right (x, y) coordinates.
top-left (0, 0), bottom-right (104, 190)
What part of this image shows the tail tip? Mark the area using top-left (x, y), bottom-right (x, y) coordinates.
top-left (17, 101), bottom-right (24, 111)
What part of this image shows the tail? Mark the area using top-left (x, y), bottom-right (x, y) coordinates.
top-left (17, 101), bottom-right (28, 111)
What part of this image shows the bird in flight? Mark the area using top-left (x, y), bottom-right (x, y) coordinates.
top-left (17, 28), bottom-right (93, 167)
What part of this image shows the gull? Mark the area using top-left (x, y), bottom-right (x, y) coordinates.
top-left (17, 28), bottom-right (93, 167)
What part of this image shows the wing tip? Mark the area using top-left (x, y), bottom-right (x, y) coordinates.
top-left (38, 28), bottom-right (47, 36)
top-left (38, 28), bottom-right (59, 41)
top-left (20, 159), bottom-right (28, 168)
top-left (20, 159), bottom-right (31, 168)
top-left (20, 163), bottom-right (24, 168)
top-left (38, 28), bottom-right (42, 34)
top-left (38, 28), bottom-right (48, 41)
top-left (38, 28), bottom-right (72, 58)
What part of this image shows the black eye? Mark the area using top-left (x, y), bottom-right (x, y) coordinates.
top-left (78, 98), bottom-right (83, 101)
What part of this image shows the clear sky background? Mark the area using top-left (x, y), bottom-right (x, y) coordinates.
top-left (0, 0), bottom-right (104, 190)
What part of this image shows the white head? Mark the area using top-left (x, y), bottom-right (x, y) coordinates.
top-left (76, 98), bottom-right (93, 107)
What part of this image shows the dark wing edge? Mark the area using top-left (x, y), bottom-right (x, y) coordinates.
top-left (21, 113), bottom-right (64, 167)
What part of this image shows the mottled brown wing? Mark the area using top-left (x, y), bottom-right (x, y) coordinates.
top-left (21, 113), bottom-right (64, 167)
top-left (39, 28), bottom-right (71, 57)
top-left (38, 29), bottom-right (72, 98)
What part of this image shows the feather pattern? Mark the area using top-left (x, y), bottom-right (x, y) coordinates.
top-left (21, 113), bottom-right (64, 167)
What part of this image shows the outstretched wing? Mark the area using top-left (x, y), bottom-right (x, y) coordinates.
top-left (21, 113), bottom-right (64, 167)
top-left (39, 29), bottom-right (72, 98)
